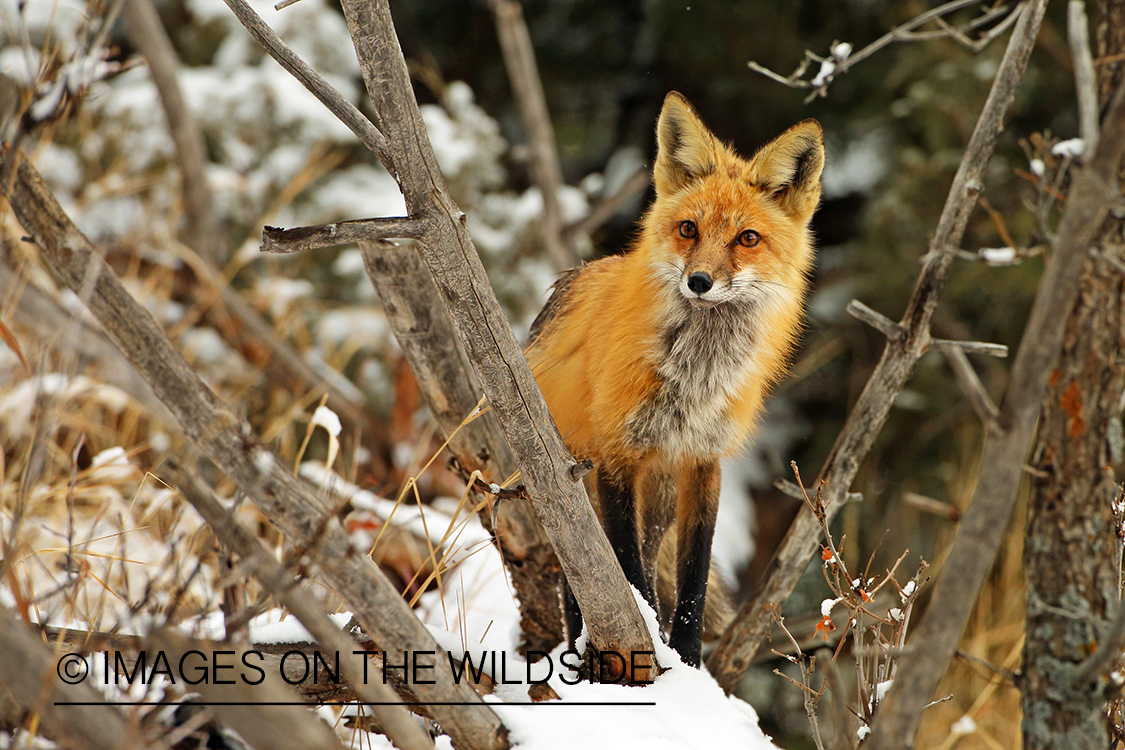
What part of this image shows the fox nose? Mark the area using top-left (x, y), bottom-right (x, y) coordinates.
top-left (687, 272), bottom-right (713, 295)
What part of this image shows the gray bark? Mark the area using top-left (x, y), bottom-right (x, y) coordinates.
top-left (361, 240), bottom-right (565, 654)
top-left (1019, 1), bottom-right (1125, 747)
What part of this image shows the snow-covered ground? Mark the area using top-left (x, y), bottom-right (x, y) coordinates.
top-left (302, 468), bottom-right (780, 750)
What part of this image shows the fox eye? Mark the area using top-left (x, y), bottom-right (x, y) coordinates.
top-left (738, 229), bottom-right (762, 247)
top-left (678, 221), bottom-right (697, 239)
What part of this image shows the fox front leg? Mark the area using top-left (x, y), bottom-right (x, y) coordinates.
top-left (597, 466), bottom-right (656, 610)
top-left (636, 466), bottom-right (675, 615)
top-left (669, 460), bottom-right (720, 667)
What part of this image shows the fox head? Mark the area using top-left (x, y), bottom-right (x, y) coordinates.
top-left (641, 92), bottom-right (824, 310)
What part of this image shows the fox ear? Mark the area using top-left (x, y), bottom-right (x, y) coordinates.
top-left (748, 120), bottom-right (825, 219)
top-left (653, 92), bottom-right (719, 196)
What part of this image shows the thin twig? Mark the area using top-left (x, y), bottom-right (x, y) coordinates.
top-left (1092, 247), bottom-right (1125, 275)
top-left (260, 215), bottom-right (428, 254)
top-left (123, 0), bottom-right (226, 264)
top-left (748, 0), bottom-right (1015, 97)
top-left (563, 167), bottom-right (650, 240)
top-left (775, 478), bottom-right (861, 504)
top-left (903, 492), bottom-right (962, 522)
top-left (218, 0), bottom-right (395, 177)
top-left (942, 346), bottom-right (1001, 429)
top-left (955, 649), bottom-right (1017, 683)
top-left (1072, 602), bottom-right (1125, 688)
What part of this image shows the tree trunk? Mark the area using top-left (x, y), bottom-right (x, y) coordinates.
top-left (1020, 2), bottom-right (1125, 747)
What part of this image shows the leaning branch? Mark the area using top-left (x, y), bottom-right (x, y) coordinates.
top-left (122, 0), bottom-right (225, 264)
top-left (0, 152), bottom-right (509, 750)
top-left (868, 72), bottom-right (1125, 750)
top-left (343, 0), bottom-right (658, 669)
top-left (360, 239), bottom-right (566, 654)
top-left (707, 0), bottom-right (1049, 693)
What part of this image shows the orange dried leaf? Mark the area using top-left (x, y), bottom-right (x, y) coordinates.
top-left (815, 615), bottom-right (836, 641)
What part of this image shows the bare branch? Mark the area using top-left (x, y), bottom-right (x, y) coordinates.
top-left (261, 215), bottom-right (428, 254)
top-left (218, 0), bottom-right (395, 177)
top-left (922, 4), bottom-right (1022, 53)
top-left (489, 0), bottom-right (578, 271)
top-left (928, 338), bottom-right (1009, 357)
top-left (1068, 0), bottom-right (1100, 150)
top-left (955, 649), bottom-right (1017, 683)
top-left (337, 0), bottom-right (657, 673)
top-left (1093, 247), bottom-right (1125, 275)
top-left (774, 478), bottom-right (860, 504)
top-left (869, 65), bottom-right (1125, 750)
top-left (847, 299), bottom-right (904, 340)
top-left (708, 0), bottom-right (1050, 694)
top-left (1073, 601), bottom-right (1125, 689)
top-left (942, 346), bottom-right (1001, 429)
top-left (360, 238), bottom-right (566, 654)
top-left (903, 492), bottom-right (962, 522)
top-left (748, 0), bottom-right (1016, 97)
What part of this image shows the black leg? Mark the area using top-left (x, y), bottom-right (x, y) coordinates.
top-left (636, 466), bottom-right (675, 619)
top-left (597, 467), bottom-right (655, 609)
top-left (564, 581), bottom-right (584, 647)
top-left (669, 461), bottom-right (720, 667)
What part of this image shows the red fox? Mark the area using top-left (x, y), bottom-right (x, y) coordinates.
top-left (526, 92), bottom-right (824, 667)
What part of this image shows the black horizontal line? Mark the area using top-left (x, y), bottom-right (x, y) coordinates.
top-left (53, 701), bottom-right (656, 707)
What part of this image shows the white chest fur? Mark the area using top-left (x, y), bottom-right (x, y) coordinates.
top-left (624, 296), bottom-right (762, 459)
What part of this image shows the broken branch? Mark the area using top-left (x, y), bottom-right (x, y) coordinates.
top-left (261, 215), bottom-right (428, 254)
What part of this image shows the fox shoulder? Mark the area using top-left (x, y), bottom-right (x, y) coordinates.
top-left (527, 266), bottom-right (583, 347)
top-left (527, 255), bottom-right (631, 346)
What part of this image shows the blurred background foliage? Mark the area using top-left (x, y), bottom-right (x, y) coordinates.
top-left (1, 0), bottom-right (1089, 746)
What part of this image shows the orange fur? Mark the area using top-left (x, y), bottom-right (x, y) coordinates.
top-left (528, 93), bottom-right (823, 475)
top-left (526, 92), bottom-right (824, 664)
